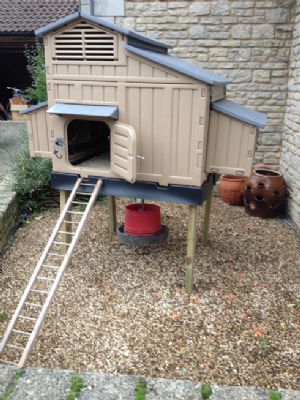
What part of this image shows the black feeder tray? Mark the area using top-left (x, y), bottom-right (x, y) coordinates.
top-left (117, 224), bottom-right (169, 247)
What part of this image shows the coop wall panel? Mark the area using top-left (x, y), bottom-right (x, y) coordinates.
top-left (206, 110), bottom-right (257, 176)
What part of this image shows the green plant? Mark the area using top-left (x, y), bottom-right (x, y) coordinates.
top-left (292, 298), bottom-right (300, 309)
top-left (259, 338), bottom-right (271, 353)
top-left (0, 310), bottom-right (8, 322)
top-left (135, 378), bottom-right (147, 400)
top-left (65, 375), bottom-right (85, 400)
top-left (200, 384), bottom-right (213, 399)
top-left (11, 140), bottom-right (52, 213)
top-left (269, 389), bottom-right (283, 400)
top-left (24, 43), bottom-right (47, 103)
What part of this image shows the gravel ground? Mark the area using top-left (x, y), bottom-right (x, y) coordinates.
top-left (0, 197), bottom-right (299, 390)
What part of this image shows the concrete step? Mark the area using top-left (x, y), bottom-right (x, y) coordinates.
top-left (0, 365), bottom-right (299, 400)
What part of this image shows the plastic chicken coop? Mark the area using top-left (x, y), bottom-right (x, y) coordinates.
top-left (21, 11), bottom-right (266, 203)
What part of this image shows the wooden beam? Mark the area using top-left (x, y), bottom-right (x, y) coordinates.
top-left (203, 187), bottom-right (213, 246)
top-left (60, 190), bottom-right (72, 254)
top-left (107, 195), bottom-right (117, 235)
top-left (184, 205), bottom-right (198, 295)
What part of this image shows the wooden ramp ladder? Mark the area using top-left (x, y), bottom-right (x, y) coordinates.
top-left (0, 178), bottom-right (102, 368)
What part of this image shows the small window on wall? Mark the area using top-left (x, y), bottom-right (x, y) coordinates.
top-left (53, 20), bottom-right (118, 62)
top-left (67, 120), bottom-right (110, 170)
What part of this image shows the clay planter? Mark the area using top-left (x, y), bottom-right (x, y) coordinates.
top-left (243, 169), bottom-right (287, 218)
top-left (220, 174), bottom-right (246, 206)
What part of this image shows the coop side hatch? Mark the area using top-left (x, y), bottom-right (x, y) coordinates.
top-left (205, 99), bottom-right (266, 177)
top-left (19, 101), bottom-right (51, 159)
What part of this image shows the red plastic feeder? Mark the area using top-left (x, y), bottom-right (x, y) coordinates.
top-left (125, 203), bottom-right (161, 236)
top-left (117, 202), bottom-right (169, 246)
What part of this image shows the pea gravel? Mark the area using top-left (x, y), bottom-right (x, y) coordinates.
top-left (0, 197), bottom-right (299, 390)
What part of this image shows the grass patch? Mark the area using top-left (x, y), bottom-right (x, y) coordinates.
top-left (0, 310), bottom-right (8, 322)
top-left (65, 375), bottom-right (85, 400)
top-left (200, 384), bottom-right (213, 399)
top-left (269, 389), bottom-right (283, 400)
top-left (135, 378), bottom-right (147, 400)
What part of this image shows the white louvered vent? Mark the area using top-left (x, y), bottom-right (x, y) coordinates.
top-left (53, 21), bottom-right (118, 61)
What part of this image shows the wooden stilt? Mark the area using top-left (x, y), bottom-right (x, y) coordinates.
top-left (203, 187), bottom-right (213, 246)
top-left (107, 195), bottom-right (117, 235)
top-left (60, 190), bottom-right (72, 254)
top-left (184, 205), bottom-right (197, 295)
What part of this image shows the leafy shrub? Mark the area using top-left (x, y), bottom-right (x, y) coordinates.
top-left (24, 43), bottom-right (47, 102)
top-left (12, 139), bottom-right (52, 213)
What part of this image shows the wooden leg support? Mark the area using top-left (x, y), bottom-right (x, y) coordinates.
top-left (60, 190), bottom-right (72, 255)
top-left (107, 195), bottom-right (117, 235)
top-left (203, 187), bottom-right (213, 246)
top-left (184, 205), bottom-right (198, 295)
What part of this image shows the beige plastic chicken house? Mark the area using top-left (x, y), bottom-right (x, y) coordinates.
top-left (21, 11), bottom-right (266, 202)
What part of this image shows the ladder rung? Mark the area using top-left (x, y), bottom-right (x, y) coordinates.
top-left (79, 183), bottom-right (95, 186)
top-left (30, 289), bottom-right (49, 295)
top-left (76, 192), bottom-right (92, 196)
top-left (53, 241), bottom-right (71, 246)
top-left (37, 276), bottom-right (55, 282)
top-left (7, 344), bottom-right (24, 350)
top-left (72, 201), bottom-right (88, 205)
top-left (48, 253), bottom-right (65, 257)
top-left (13, 329), bottom-right (30, 336)
top-left (67, 211), bottom-right (84, 215)
top-left (25, 302), bottom-right (43, 308)
top-left (0, 359), bottom-right (18, 366)
top-left (58, 231), bottom-right (75, 235)
top-left (42, 264), bottom-right (60, 269)
top-left (62, 220), bottom-right (79, 224)
top-left (19, 315), bottom-right (37, 321)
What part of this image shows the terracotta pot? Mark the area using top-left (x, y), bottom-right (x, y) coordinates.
top-left (243, 169), bottom-right (287, 218)
top-left (220, 174), bottom-right (246, 206)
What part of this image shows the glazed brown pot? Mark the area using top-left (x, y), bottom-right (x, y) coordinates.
top-left (220, 174), bottom-right (247, 206)
top-left (243, 169), bottom-right (287, 218)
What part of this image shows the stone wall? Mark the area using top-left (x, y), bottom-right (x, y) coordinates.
top-left (115, 0), bottom-right (295, 166)
top-left (0, 191), bottom-right (17, 253)
top-left (281, 0), bottom-right (300, 230)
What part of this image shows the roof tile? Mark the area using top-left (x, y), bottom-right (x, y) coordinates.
top-left (0, 0), bottom-right (79, 33)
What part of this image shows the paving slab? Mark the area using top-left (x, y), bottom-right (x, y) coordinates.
top-left (81, 372), bottom-right (137, 399)
top-left (10, 367), bottom-right (73, 400)
top-left (0, 364), bottom-right (300, 400)
top-left (0, 121), bottom-right (26, 187)
top-left (0, 365), bottom-right (16, 397)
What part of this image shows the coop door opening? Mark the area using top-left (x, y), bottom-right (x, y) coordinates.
top-left (67, 120), bottom-right (110, 170)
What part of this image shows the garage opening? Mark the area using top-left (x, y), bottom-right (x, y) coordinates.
top-left (67, 120), bottom-right (110, 170)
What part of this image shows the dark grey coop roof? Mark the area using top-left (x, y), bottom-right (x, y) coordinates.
top-left (0, 0), bottom-right (79, 33)
top-left (125, 45), bottom-right (230, 85)
top-left (35, 11), bottom-right (169, 52)
top-left (19, 101), bottom-right (48, 114)
top-left (212, 99), bottom-right (266, 129)
top-left (47, 103), bottom-right (119, 119)
top-left (34, 12), bottom-right (231, 85)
